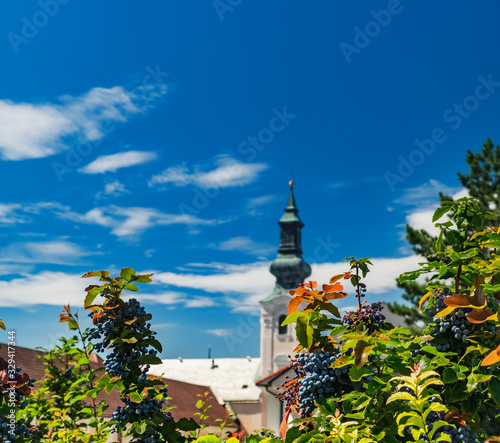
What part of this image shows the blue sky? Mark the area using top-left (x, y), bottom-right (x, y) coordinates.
top-left (1, 1), bottom-right (500, 358)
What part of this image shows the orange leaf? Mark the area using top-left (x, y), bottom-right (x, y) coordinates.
top-left (93, 311), bottom-right (105, 325)
top-left (303, 281), bottom-right (317, 289)
top-left (329, 274), bottom-right (344, 284)
top-left (444, 293), bottom-right (486, 309)
top-left (467, 308), bottom-right (496, 324)
top-left (59, 314), bottom-right (70, 323)
top-left (280, 407), bottom-right (292, 439)
top-left (288, 297), bottom-right (306, 315)
top-left (294, 287), bottom-right (308, 296)
top-left (419, 292), bottom-right (432, 309)
top-left (322, 283), bottom-right (344, 293)
top-left (63, 304), bottom-right (71, 312)
top-left (481, 344), bottom-right (500, 366)
top-left (324, 292), bottom-right (348, 300)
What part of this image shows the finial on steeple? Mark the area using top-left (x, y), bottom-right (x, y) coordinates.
top-left (285, 181), bottom-right (298, 212)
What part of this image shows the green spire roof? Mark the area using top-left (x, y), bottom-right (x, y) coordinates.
top-left (261, 182), bottom-right (311, 303)
top-left (279, 181), bottom-right (301, 223)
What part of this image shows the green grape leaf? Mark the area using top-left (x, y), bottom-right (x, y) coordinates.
top-left (442, 367), bottom-right (458, 384)
top-left (120, 267), bottom-right (135, 281)
top-left (136, 355), bottom-right (163, 365)
top-left (489, 377), bottom-right (500, 406)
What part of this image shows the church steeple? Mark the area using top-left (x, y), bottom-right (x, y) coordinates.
top-left (261, 182), bottom-right (311, 302)
top-left (259, 182), bottom-right (312, 379)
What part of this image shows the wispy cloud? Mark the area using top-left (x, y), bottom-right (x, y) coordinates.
top-left (0, 240), bottom-right (96, 265)
top-left (96, 180), bottom-right (129, 199)
top-left (210, 236), bottom-right (274, 256)
top-left (0, 85), bottom-right (166, 161)
top-left (246, 195), bottom-right (276, 208)
top-left (55, 205), bottom-right (217, 237)
top-left (205, 328), bottom-right (235, 337)
top-left (0, 203), bottom-right (30, 225)
top-left (0, 271), bottom-right (87, 307)
top-left (0, 201), bottom-right (218, 238)
top-left (395, 181), bottom-right (468, 237)
top-left (394, 180), bottom-right (461, 207)
top-left (154, 261), bottom-right (273, 312)
top-left (149, 155), bottom-right (268, 189)
top-left (80, 150), bottom-right (157, 174)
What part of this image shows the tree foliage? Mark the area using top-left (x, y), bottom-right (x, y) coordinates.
top-left (391, 138), bottom-right (500, 325)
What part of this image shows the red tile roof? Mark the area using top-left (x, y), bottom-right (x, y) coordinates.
top-left (255, 365), bottom-right (291, 386)
top-left (0, 343), bottom-right (238, 430)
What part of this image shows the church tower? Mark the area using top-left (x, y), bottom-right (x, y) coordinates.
top-left (259, 182), bottom-right (311, 377)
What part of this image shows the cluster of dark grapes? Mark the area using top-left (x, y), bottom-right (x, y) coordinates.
top-left (429, 288), bottom-right (495, 351)
top-left (0, 418), bottom-right (31, 442)
top-left (426, 410), bottom-right (480, 443)
top-left (111, 386), bottom-right (171, 423)
top-left (86, 298), bottom-right (159, 383)
top-left (343, 302), bottom-right (386, 334)
top-left (258, 428), bottom-right (280, 439)
top-left (0, 365), bottom-right (36, 442)
top-left (284, 351), bottom-right (346, 416)
top-left (111, 387), bottom-right (172, 443)
top-left (432, 309), bottom-right (478, 344)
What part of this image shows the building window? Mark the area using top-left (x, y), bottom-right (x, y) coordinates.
top-left (278, 314), bottom-right (287, 335)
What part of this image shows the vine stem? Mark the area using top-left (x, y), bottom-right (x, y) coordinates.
top-left (72, 311), bottom-right (101, 437)
top-left (455, 201), bottom-right (468, 294)
top-left (356, 264), bottom-right (361, 313)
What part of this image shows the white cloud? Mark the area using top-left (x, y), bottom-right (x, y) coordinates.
top-left (399, 183), bottom-right (469, 237)
top-left (0, 264), bottom-right (33, 276)
top-left (394, 180), bottom-right (461, 207)
top-left (0, 85), bottom-right (166, 161)
top-left (149, 155), bottom-right (268, 189)
top-left (52, 204), bottom-right (216, 237)
top-left (205, 329), bottom-right (235, 337)
top-left (154, 261), bottom-right (273, 312)
top-left (0, 203), bottom-right (30, 224)
top-left (80, 151), bottom-right (157, 174)
top-left (0, 271), bottom-right (88, 307)
top-left (211, 236), bottom-right (274, 256)
top-left (246, 195), bottom-right (276, 208)
top-left (96, 180), bottom-right (129, 199)
top-left (0, 240), bottom-right (96, 265)
top-left (0, 271), bottom-right (216, 309)
top-left (0, 201), bottom-right (217, 238)
top-left (155, 255), bottom-right (423, 313)
top-left (185, 296), bottom-right (218, 308)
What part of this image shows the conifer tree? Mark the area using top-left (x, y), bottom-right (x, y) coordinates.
top-left (390, 138), bottom-right (500, 325)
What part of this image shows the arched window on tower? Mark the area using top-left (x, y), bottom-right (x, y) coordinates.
top-left (278, 314), bottom-right (287, 335)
